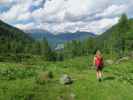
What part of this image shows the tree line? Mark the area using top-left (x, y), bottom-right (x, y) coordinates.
top-left (0, 14), bottom-right (132, 62)
top-left (62, 14), bottom-right (133, 59)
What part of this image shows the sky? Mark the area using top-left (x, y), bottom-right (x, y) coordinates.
top-left (0, 0), bottom-right (133, 35)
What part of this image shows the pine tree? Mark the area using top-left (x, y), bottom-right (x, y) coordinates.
top-left (41, 37), bottom-right (52, 61)
top-left (115, 14), bottom-right (129, 57)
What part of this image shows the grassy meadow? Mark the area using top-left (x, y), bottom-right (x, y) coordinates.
top-left (0, 56), bottom-right (132, 100)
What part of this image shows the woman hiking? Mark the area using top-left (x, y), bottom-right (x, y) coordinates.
top-left (93, 50), bottom-right (104, 82)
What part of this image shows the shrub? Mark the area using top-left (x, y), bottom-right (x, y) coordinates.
top-left (35, 71), bottom-right (53, 85)
top-left (0, 66), bottom-right (37, 80)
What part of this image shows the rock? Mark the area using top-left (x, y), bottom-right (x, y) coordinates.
top-left (60, 74), bottom-right (73, 85)
top-left (116, 56), bottom-right (130, 64)
top-left (122, 56), bottom-right (130, 60)
top-left (105, 59), bottom-right (114, 65)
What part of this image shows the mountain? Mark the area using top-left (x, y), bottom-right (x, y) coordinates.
top-left (0, 20), bottom-right (32, 41)
top-left (96, 14), bottom-right (133, 54)
top-left (0, 20), bottom-right (33, 54)
top-left (98, 19), bottom-right (133, 43)
top-left (25, 29), bottom-right (95, 48)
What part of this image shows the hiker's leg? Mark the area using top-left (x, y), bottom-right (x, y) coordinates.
top-left (99, 71), bottom-right (102, 79)
top-left (96, 71), bottom-right (99, 79)
top-left (97, 71), bottom-right (102, 81)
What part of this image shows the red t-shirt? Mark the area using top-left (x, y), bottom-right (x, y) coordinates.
top-left (95, 56), bottom-right (103, 67)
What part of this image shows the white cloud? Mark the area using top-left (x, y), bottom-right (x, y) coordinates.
top-left (17, 12), bottom-right (31, 21)
top-left (15, 22), bottom-right (35, 30)
top-left (0, 0), bottom-right (32, 23)
top-left (30, 0), bottom-right (132, 34)
top-left (97, 4), bottom-right (128, 18)
top-left (0, 0), bottom-right (133, 34)
top-left (89, 17), bottom-right (119, 34)
top-left (0, 0), bottom-right (9, 4)
top-left (32, 0), bottom-right (44, 7)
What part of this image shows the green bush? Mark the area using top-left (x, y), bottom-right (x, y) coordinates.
top-left (0, 66), bottom-right (37, 80)
top-left (35, 71), bottom-right (53, 85)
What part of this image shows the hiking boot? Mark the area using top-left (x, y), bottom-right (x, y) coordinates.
top-left (98, 78), bottom-right (102, 82)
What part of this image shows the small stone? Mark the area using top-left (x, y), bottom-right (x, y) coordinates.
top-left (60, 74), bottom-right (73, 85)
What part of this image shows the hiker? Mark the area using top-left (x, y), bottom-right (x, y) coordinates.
top-left (93, 50), bottom-right (104, 81)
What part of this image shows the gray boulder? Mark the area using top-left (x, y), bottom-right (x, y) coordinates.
top-left (116, 56), bottom-right (130, 64)
top-left (60, 74), bottom-right (73, 85)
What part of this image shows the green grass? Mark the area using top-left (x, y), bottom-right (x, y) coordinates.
top-left (0, 56), bottom-right (133, 100)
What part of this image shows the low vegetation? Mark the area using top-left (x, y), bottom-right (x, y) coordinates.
top-left (0, 56), bottom-right (132, 100)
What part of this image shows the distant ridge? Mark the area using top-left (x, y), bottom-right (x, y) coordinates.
top-left (25, 29), bottom-right (95, 48)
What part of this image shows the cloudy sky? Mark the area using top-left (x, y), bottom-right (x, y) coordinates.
top-left (0, 0), bottom-right (133, 35)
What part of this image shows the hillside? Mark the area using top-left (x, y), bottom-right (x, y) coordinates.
top-left (0, 20), bottom-right (32, 41)
top-left (26, 29), bottom-right (95, 48)
top-left (0, 20), bottom-right (33, 55)
top-left (95, 15), bottom-right (133, 55)
top-left (99, 19), bottom-right (133, 40)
